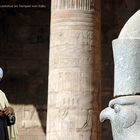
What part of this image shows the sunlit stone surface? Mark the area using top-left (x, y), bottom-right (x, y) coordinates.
top-left (47, 0), bottom-right (101, 140)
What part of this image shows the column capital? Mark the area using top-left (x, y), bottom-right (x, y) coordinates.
top-left (52, 0), bottom-right (95, 11)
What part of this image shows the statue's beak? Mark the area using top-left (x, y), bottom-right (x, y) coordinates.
top-left (100, 107), bottom-right (115, 122)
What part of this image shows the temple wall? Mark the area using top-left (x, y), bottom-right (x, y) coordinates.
top-left (0, 5), bottom-right (50, 140)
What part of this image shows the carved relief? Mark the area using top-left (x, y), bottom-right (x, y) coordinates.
top-left (48, 91), bottom-right (93, 109)
top-left (47, 1), bottom-right (95, 139)
top-left (14, 105), bottom-right (46, 129)
top-left (49, 57), bottom-right (94, 69)
top-left (51, 30), bottom-right (94, 48)
top-left (49, 70), bottom-right (93, 93)
top-left (47, 107), bottom-right (93, 140)
top-left (52, 0), bottom-right (94, 11)
top-left (22, 105), bottom-right (41, 128)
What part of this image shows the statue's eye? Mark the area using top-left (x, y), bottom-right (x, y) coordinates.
top-left (114, 104), bottom-right (120, 113)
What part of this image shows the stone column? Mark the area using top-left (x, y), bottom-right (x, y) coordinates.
top-left (47, 0), bottom-right (101, 140)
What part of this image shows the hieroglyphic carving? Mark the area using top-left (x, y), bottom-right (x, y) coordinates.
top-left (13, 105), bottom-right (46, 129)
top-left (22, 105), bottom-right (41, 128)
top-left (100, 96), bottom-right (140, 140)
top-left (50, 30), bottom-right (94, 49)
top-left (52, 0), bottom-right (94, 11)
top-left (47, 0), bottom-right (96, 139)
top-left (49, 70), bottom-right (93, 93)
top-left (48, 91), bottom-right (93, 109)
top-left (47, 92), bottom-right (94, 140)
top-left (50, 56), bottom-right (94, 69)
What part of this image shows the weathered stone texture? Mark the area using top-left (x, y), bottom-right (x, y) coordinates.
top-left (101, 0), bottom-right (140, 140)
top-left (47, 0), bottom-right (101, 140)
top-left (113, 39), bottom-right (140, 96)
